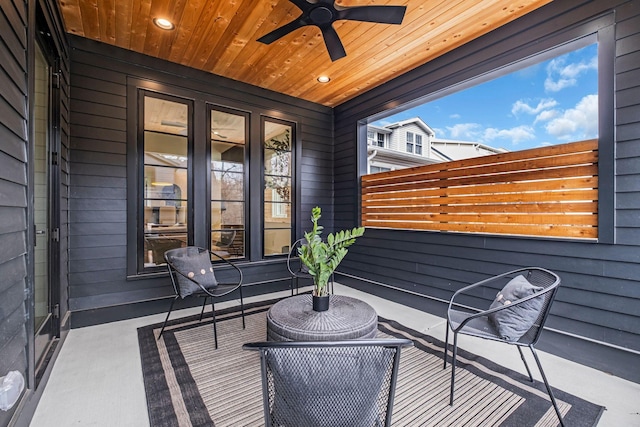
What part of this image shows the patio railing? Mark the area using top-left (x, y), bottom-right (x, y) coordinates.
top-left (361, 139), bottom-right (598, 239)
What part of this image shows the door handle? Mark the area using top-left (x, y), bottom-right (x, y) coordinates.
top-left (35, 230), bottom-right (46, 235)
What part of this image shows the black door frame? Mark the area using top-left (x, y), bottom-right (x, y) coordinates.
top-left (27, 4), bottom-right (62, 388)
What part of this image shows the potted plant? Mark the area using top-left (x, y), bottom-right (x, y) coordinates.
top-left (298, 206), bottom-right (365, 311)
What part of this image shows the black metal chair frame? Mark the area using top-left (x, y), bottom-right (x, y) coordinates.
top-left (244, 339), bottom-right (413, 427)
top-left (159, 246), bottom-right (245, 349)
top-left (286, 238), bottom-right (334, 296)
top-left (443, 267), bottom-right (564, 426)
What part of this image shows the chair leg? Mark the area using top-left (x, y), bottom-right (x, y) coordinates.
top-left (517, 345), bottom-right (534, 382)
top-left (530, 345), bottom-right (565, 427)
top-left (290, 277), bottom-right (295, 296)
top-left (443, 321), bottom-right (450, 369)
top-left (211, 300), bottom-right (218, 349)
top-left (239, 285), bottom-right (246, 329)
top-left (449, 333), bottom-right (459, 406)
top-left (158, 296), bottom-right (179, 339)
top-left (199, 297), bottom-right (208, 322)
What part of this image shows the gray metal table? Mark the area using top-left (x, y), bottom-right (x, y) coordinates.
top-left (266, 294), bottom-right (378, 341)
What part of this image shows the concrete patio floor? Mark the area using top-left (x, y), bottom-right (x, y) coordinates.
top-left (29, 283), bottom-right (640, 426)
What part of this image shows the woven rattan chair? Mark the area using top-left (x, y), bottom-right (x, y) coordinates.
top-left (444, 267), bottom-right (563, 426)
top-left (244, 339), bottom-right (413, 427)
top-left (159, 246), bottom-right (245, 348)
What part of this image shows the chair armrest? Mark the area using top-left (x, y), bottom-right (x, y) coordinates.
top-left (209, 249), bottom-right (243, 286)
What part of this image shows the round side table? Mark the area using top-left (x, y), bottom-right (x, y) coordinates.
top-left (266, 294), bottom-right (378, 341)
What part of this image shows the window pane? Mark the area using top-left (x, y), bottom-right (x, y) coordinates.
top-left (264, 229), bottom-right (291, 256)
top-left (142, 96), bottom-right (189, 268)
top-left (263, 120), bottom-right (293, 257)
top-left (211, 109), bottom-right (246, 259)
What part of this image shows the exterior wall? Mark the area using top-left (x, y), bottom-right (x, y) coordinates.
top-left (389, 123), bottom-right (427, 155)
top-left (0, 0), bottom-right (70, 424)
top-left (67, 36), bottom-right (334, 326)
top-left (0, 1), bottom-right (29, 424)
top-left (334, 0), bottom-right (640, 382)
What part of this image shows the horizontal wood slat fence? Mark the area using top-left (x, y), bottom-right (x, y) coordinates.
top-left (361, 140), bottom-right (598, 239)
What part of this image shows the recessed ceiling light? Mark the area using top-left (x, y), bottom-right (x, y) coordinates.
top-left (153, 18), bottom-right (174, 30)
top-left (317, 76), bottom-right (330, 83)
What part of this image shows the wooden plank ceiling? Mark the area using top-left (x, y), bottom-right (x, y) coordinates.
top-left (58, 0), bottom-right (551, 107)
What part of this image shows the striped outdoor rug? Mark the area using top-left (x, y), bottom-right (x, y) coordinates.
top-left (138, 298), bottom-right (603, 427)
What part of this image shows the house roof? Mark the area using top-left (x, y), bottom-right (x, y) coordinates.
top-left (384, 117), bottom-right (436, 137)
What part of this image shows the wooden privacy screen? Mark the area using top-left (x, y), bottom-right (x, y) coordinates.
top-left (361, 139), bottom-right (598, 239)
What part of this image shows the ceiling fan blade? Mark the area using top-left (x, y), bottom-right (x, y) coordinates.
top-left (257, 18), bottom-right (307, 44)
top-left (337, 5), bottom-right (407, 25)
top-left (161, 120), bottom-right (187, 128)
top-left (288, 0), bottom-right (313, 12)
top-left (321, 25), bottom-right (346, 62)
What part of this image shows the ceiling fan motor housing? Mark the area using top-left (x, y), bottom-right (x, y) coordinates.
top-left (257, 0), bottom-right (407, 62)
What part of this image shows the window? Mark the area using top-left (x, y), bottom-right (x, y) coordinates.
top-left (376, 133), bottom-right (385, 147)
top-left (263, 118), bottom-right (293, 256)
top-left (406, 132), bottom-right (414, 153)
top-left (362, 38), bottom-right (605, 241)
top-left (131, 84), bottom-right (300, 274)
top-left (370, 166), bottom-right (391, 173)
top-left (141, 94), bottom-right (190, 268)
top-left (367, 130), bottom-right (374, 143)
top-left (210, 108), bottom-right (247, 259)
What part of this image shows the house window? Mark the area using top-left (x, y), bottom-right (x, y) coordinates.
top-left (263, 118), bottom-right (293, 256)
top-left (370, 166), bottom-right (391, 173)
top-left (367, 130), bottom-right (374, 144)
top-left (376, 133), bottom-right (385, 147)
top-left (415, 134), bottom-right (423, 155)
top-left (141, 94), bottom-right (191, 269)
top-left (210, 108), bottom-right (247, 259)
top-left (406, 132), bottom-right (414, 153)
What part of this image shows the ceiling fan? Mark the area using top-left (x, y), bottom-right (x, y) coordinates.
top-left (257, 0), bottom-right (407, 62)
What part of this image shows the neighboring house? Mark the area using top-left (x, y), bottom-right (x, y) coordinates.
top-left (367, 117), bottom-right (506, 173)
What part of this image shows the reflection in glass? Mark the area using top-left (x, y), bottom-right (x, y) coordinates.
top-left (143, 96), bottom-right (189, 267)
top-left (211, 109), bottom-right (246, 259)
top-left (34, 43), bottom-right (49, 330)
top-left (263, 121), bottom-right (292, 256)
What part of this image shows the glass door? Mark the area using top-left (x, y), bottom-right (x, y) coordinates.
top-left (33, 40), bottom-right (59, 374)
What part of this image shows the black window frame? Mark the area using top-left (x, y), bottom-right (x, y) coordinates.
top-left (261, 115), bottom-right (296, 258)
top-left (207, 104), bottom-right (250, 261)
top-left (133, 90), bottom-right (194, 275)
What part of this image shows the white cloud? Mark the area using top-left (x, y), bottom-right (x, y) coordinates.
top-left (449, 113), bottom-right (461, 119)
top-left (432, 127), bottom-right (447, 137)
top-left (483, 125), bottom-right (536, 145)
top-left (544, 55), bottom-right (597, 92)
top-left (512, 98), bottom-right (558, 116)
top-left (534, 109), bottom-right (559, 124)
top-left (545, 94), bottom-right (598, 140)
top-left (447, 123), bottom-right (483, 140)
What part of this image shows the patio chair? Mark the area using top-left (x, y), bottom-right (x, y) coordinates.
top-left (159, 246), bottom-right (245, 348)
top-left (443, 267), bottom-right (564, 426)
top-left (243, 339), bottom-right (413, 427)
top-left (287, 238), bottom-right (334, 295)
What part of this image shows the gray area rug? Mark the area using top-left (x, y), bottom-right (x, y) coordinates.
top-left (138, 298), bottom-right (604, 426)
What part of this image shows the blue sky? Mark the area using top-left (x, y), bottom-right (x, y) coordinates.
top-left (374, 44), bottom-right (598, 151)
